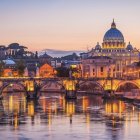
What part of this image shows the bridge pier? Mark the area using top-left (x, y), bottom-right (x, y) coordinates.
top-left (65, 90), bottom-right (77, 99)
top-left (26, 80), bottom-right (39, 100)
top-left (63, 79), bottom-right (77, 100)
top-left (102, 90), bottom-right (115, 99)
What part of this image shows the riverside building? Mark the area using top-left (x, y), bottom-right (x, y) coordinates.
top-left (81, 20), bottom-right (140, 78)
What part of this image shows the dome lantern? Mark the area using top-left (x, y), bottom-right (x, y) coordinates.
top-left (111, 19), bottom-right (116, 28)
top-left (95, 42), bottom-right (101, 50)
top-left (126, 42), bottom-right (133, 51)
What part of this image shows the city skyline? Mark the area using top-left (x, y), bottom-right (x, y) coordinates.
top-left (0, 0), bottom-right (140, 52)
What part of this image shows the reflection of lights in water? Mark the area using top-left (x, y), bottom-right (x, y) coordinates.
top-left (62, 96), bottom-right (66, 111)
top-left (105, 101), bottom-right (125, 114)
top-left (54, 102), bottom-right (57, 115)
top-left (48, 113), bottom-right (52, 126)
top-left (9, 96), bottom-right (13, 112)
top-left (59, 96), bottom-right (63, 107)
top-left (132, 106), bottom-right (135, 111)
top-left (66, 102), bottom-right (75, 116)
top-left (86, 113), bottom-right (90, 125)
top-left (23, 96), bottom-right (26, 112)
top-left (82, 96), bottom-right (89, 112)
top-left (42, 97), bottom-right (46, 113)
top-left (28, 101), bottom-right (34, 117)
top-left (14, 113), bottom-right (18, 129)
top-left (9, 95), bottom-right (20, 113)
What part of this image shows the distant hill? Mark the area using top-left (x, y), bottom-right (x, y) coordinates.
top-left (61, 53), bottom-right (79, 61)
top-left (39, 49), bottom-right (84, 57)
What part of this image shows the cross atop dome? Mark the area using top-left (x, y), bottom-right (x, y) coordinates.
top-left (111, 19), bottom-right (116, 28)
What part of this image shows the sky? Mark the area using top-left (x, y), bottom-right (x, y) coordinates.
top-left (0, 0), bottom-right (140, 53)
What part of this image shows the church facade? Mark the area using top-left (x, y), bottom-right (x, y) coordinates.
top-left (81, 20), bottom-right (140, 78)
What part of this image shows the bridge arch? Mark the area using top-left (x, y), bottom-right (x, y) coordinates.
top-left (115, 81), bottom-right (140, 92)
top-left (39, 81), bottom-right (64, 92)
top-left (0, 82), bottom-right (27, 96)
top-left (78, 81), bottom-right (104, 93)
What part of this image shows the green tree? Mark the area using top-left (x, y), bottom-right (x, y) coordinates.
top-left (16, 60), bottom-right (26, 77)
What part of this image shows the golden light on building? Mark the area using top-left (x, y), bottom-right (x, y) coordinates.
top-left (39, 63), bottom-right (55, 78)
top-left (26, 81), bottom-right (34, 92)
top-left (63, 80), bottom-right (77, 91)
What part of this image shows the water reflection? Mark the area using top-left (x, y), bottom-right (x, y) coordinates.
top-left (0, 93), bottom-right (140, 139)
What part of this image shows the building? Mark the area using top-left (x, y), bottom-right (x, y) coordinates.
top-left (39, 63), bottom-right (55, 77)
top-left (6, 43), bottom-right (27, 58)
top-left (81, 20), bottom-right (139, 78)
top-left (82, 56), bottom-right (115, 78)
top-left (3, 58), bottom-right (17, 77)
top-left (123, 62), bottom-right (140, 79)
top-left (0, 46), bottom-right (6, 59)
top-left (39, 52), bottom-right (52, 65)
top-left (51, 58), bottom-right (62, 68)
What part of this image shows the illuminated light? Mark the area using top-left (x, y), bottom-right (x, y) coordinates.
top-left (9, 96), bottom-right (13, 112)
top-left (82, 96), bottom-right (89, 112)
top-left (14, 113), bottom-right (18, 129)
top-left (42, 97), bottom-right (46, 113)
top-left (23, 96), bottom-right (26, 112)
top-left (28, 101), bottom-right (35, 116)
top-left (132, 106), bottom-right (135, 111)
top-left (86, 113), bottom-right (90, 123)
top-left (27, 81), bottom-right (34, 92)
top-left (64, 80), bottom-right (77, 91)
top-left (48, 113), bottom-right (52, 126)
top-left (71, 65), bottom-right (77, 69)
top-left (66, 102), bottom-right (75, 115)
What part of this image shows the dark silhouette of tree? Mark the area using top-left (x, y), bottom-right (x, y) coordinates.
top-left (56, 67), bottom-right (70, 77)
top-left (16, 60), bottom-right (26, 77)
top-left (35, 51), bottom-right (38, 58)
top-left (0, 61), bottom-right (5, 77)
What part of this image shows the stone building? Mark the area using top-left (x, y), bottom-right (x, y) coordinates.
top-left (81, 20), bottom-right (139, 78)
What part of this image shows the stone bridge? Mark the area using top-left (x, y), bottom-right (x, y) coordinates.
top-left (0, 77), bottom-right (140, 99)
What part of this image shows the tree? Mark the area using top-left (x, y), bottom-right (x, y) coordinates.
top-left (16, 60), bottom-right (26, 77)
top-left (56, 67), bottom-right (70, 77)
top-left (35, 51), bottom-right (38, 58)
top-left (0, 61), bottom-right (5, 77)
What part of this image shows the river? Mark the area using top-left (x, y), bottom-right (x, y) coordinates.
top-left (0, 92), bottom-right (140, 140)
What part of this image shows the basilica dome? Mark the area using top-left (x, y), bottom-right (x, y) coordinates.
top-left (103, 20), bottom-right (124, 43)
top-left (126, 42), bottom-right (133, 51)
top-left (95, 42), bottom-right (101, 50)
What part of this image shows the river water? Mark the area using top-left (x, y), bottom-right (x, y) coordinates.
top-left (0, 92), bottom-right (140, 140)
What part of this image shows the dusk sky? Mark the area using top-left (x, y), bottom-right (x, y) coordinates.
top-left (0, 0), bottom-right (140, 52)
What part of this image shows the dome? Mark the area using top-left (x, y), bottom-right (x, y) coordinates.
top-left (103, 20), bottom-right (124, 43)
top-left (95, 42), bottom-right (101, 50)
top-left (3, 58), bottom-right (16, 65)
top-left (126, 42), bottom-right (133, 51)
